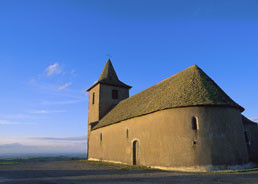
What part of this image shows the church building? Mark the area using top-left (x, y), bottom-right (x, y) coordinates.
top-left (86, 59), bottom-right (258, 171)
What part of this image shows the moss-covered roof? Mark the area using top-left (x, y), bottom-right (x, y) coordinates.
top-left (87, 59), bottom-right (131, 91)
top-left (93, 65), bottom-right (244, 130)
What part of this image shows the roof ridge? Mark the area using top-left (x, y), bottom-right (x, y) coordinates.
top-left (129, 65), bottom-right (198, 96)
top-left (194, 66), bottom-right (243, 108)
top-left (94, 64), bottom-right (244, 130)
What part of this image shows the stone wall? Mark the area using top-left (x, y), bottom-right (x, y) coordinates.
top-left (243, 117), bottom-right (258, 163)
top-left (99, 84), bottom-right (129, 120)
top-left (88, 84), bottom-right (100, 123)
top-left (88, 106), bottom-right (249, 170)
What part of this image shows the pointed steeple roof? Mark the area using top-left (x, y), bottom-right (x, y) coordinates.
top-left (98, 59), bottom-right (119, 81)
top-left (87, 59), bottom-right (131, 91)
top-left (93, 64), bottom-right (244, 129)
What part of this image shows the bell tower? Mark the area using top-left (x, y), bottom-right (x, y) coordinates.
top-left (87, 59), bottom-right (132, 129)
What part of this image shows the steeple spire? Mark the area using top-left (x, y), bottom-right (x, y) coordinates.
top-left (87, 59), bottom-right (132, 91)
top-left (98, 58), bottom-right (119, 82)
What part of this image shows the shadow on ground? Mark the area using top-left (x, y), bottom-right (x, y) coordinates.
top-left (1, 160), bottom-right (258, 184)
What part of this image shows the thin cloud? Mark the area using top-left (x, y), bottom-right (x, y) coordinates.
top-left (0, 120), bottom-right (21, 125)
top-left (28, 110), bottom-right (66, 114)
top-left (0, 113), bottom-right (35, 120)
top-left (41, 100), bottom-right (81, 105)
top-left (0, 142), bottom-right (87, 155)
top-left (250, 116), bottom-right (258, 122)
top-left (30, 136), bottom-right (87, 142)
top-left (46, 63), bottom-right (62, 76)
top-left (0, 120), bottom-right (37, 125)
top-left (58, 82), bottom-right (72, 91)
top-left (71, 69), bottom-right (76, 75)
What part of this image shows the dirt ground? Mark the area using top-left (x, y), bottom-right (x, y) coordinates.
top-left (1, 159), bottom-right (258, 184)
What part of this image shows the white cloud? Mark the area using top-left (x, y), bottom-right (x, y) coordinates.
top-left (46, 63), bottom-right (62, 76)
top-left (58, 82), bottom-right (72, 91)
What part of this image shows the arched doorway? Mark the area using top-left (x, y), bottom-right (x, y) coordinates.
top-left (133, 140), bottom-right (139, 165)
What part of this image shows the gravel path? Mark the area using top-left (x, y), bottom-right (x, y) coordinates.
top-left (1, 159), bottom-right (258, 184)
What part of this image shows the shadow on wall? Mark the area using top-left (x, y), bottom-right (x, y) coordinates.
top-left (242, 116), bottom-right (258, 163)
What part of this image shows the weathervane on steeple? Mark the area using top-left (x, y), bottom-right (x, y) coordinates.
top-left (106, 54), bottom-right (112, 59)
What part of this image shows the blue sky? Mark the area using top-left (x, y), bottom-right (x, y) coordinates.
top-left (0, 0), bottom-right (258, 154)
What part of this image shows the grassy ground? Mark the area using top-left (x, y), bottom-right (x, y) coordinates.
top-left (0, 162), bottom-right (22, 165)
top-left (82, 159), bottom-right (258, 173)
top-left (215, 167), bottom-right (258, 174)
top-left (1, 158), bottom-right (258, 184)
top-left (80, 159), bottom-right (155, 170)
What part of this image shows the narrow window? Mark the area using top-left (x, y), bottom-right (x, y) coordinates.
top-left (192, 117), bottom-right (198, 130)
top-left (100, 133), bottom-right (102, 142)
top-left (92, 92), bottom-right (95, 104)
top-left (112, 90), bottom-right (118, 99)
top-left (126, 129), bottom-right (129, 139)
top-left (244, 131), bottom-right (250, 145)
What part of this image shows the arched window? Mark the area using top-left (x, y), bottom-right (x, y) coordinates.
top-left (192, 117), bottom-right (198, 130)
top-left (133, 140), bottom-right (139, 165)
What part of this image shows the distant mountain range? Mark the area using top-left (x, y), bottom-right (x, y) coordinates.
top-left (0, 142), bottom-right (87, 158)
